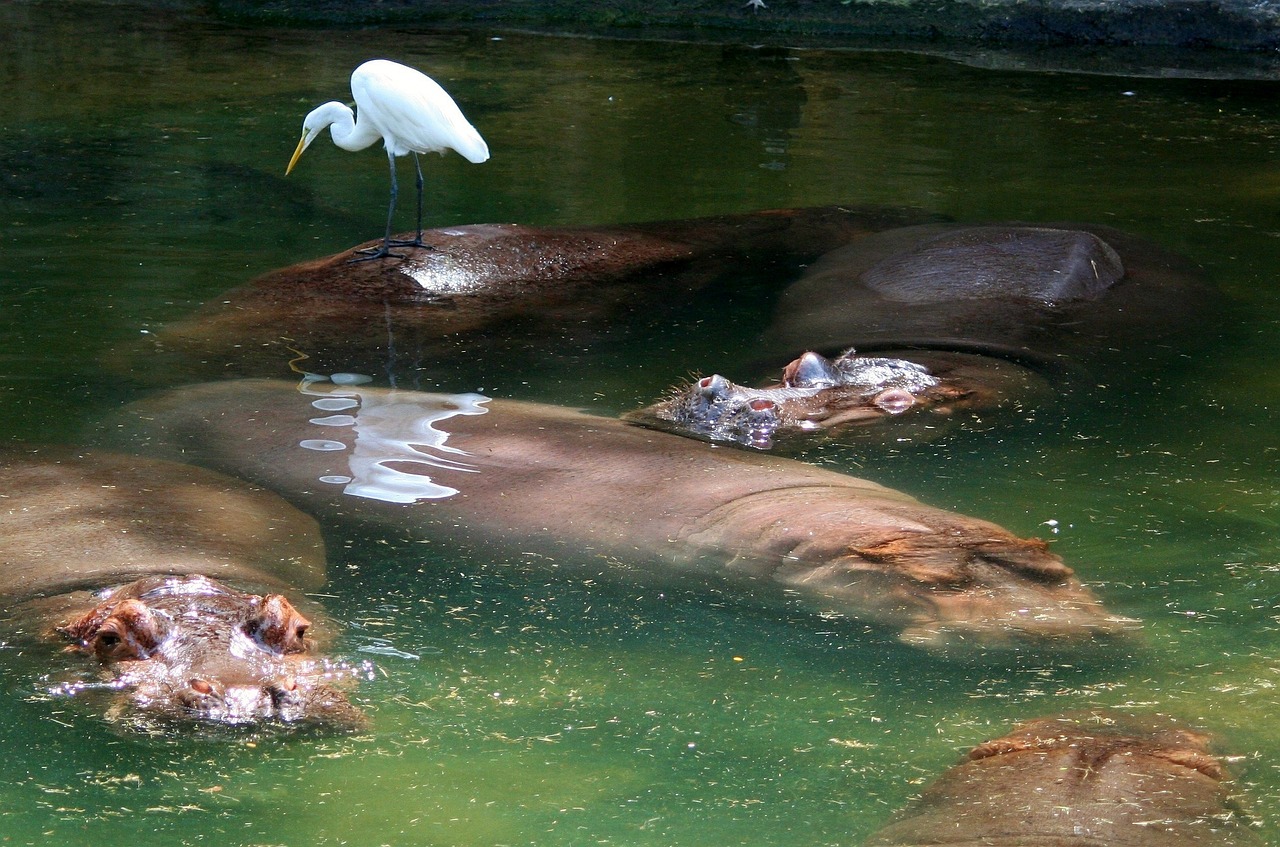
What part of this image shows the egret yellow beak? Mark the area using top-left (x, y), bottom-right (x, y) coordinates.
top-left (286, 134), bottom-right (309, 175)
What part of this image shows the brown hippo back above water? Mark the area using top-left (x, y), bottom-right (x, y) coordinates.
top-left (0, 450), bottom-right (365, 731)
top-left (121, 205), bottom-right (936, 383)
top-left (864, 712), bottom-right (1261, 846)
top-left (109, 377), bottom-right (1136, 655)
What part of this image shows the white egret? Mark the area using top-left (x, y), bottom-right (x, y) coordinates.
top-left (286, 58), bottom-right (490, 261)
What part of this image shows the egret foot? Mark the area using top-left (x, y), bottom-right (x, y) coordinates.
top-left (348, 244), bottom-right (407, 263)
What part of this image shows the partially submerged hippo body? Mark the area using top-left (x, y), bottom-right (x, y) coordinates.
top-left (111, 378), bottom-right (1133, 653)
top-left (632, 222), bottom-right (1205, 449)
top-left (127, 205), bottom-right (936, 382)
top-left (765, 222), bottom-right (1210, 366)
top-left (0, 450), bottom-right (363, 730)
top-left (864, 712), bottom-right (1261, 846)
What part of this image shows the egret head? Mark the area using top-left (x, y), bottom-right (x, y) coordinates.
top-left (286, 101), bottom-right (353, 175)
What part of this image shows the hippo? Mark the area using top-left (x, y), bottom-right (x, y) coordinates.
top-left (114, 205), bottom-right (938, 382)
top-left (627, 347), bottom-right (1049, 449)
top-left (108, 377), bottom-right (1135, 653)
top-left (764, 222), bottom-right (1211, 369)
top-left (628, 221), bottom-right (1206, 450)
top-left (864, 712), bottom-right (1261, 846)
top-left (0, 450), bottom-right (365, 731)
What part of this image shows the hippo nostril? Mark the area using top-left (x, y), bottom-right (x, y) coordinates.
top-left (873, 388), bottom-right (916, 415)
top-left (178, 678), bottom-right (224, 714)
top-left (748, 399), bottom-right (775, 411)
top-left (268, 679), bottom-right (306, 717)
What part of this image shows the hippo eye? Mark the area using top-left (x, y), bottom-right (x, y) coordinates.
top-left (92, 624), bottom-right (144, 661)
top-left (89, 600), bottom-right (161, 661)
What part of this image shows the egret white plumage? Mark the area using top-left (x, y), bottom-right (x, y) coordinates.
top-left (286, 59), bottom-right (490, 261)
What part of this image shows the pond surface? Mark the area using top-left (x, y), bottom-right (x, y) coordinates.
top-left (3, 2), bottom-right (1280, 844)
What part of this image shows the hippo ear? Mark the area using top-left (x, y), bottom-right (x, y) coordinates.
top-left (62, 599), bottom-right (161, 661)
top-left (782, 351), bottom-right (840, 388)
top-left (247, 595), bottom-right (312, 654)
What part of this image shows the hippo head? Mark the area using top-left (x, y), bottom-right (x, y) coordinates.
top-left (56, 575), bottom-right (364, 731)
top-left (634, 349), bottom-right (969, 449)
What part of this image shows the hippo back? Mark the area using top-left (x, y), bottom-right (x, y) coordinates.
top-left (766, 222), bottom-right (1212, 369)
top-left (0, 450), bottom-right (327, 599)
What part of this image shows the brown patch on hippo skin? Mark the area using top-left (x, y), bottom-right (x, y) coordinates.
top-left (682, 486), bottom-right (1134, 652)
top-left (58, 575), bottom-right (364, 731)
top-left (866, 711), bottom-right (1262, 847)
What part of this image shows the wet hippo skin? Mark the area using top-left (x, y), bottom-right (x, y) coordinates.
top-left (765, 222), bottom-right (1212, 368)
top-left (629, 221), bottom-right (1206, 450)
top-left (628, 348), bottom-right (1050, 450)
top-left (121, 205), bottom-right (938, 381)
top-left (0, 450), bottom-right (364, 730)
top-left (864, 712), bottom-right (1261, 846)
top-left (112, 378), bottom-right (1135, 654)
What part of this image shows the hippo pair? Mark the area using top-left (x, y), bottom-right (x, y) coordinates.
top-left (631, 220), bottom-right (1209, 449)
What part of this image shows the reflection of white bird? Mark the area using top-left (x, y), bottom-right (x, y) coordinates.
top-left (287, 59), bottom-right (490, 261)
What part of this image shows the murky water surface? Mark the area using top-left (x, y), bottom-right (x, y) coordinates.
top-left (3, 2), bottom-right (1280, 844)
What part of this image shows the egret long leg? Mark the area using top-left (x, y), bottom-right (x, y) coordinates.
top-left (351, 150), bottom-right (406, 262)
top-left (388, 153), bottom-right (429, 249)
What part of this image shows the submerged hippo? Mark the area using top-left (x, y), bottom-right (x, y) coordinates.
top-left (631, 221), bottom-right (1205, 449)
top-left (110, 378), bottom-right (1135, 653)
top-left (115, 205), bottom-right (937, 382)
top-left (628, 347), bottom-right (1048, 450)
top-left (0, 450), bottom-right (364, 730)
top-left (864, 712), bottom-right (1261, 846)
top-left (765, 222), bottom-right (1211, 368)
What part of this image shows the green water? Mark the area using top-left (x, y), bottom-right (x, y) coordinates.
top-left (4, 2), bottom-right (1280, 844)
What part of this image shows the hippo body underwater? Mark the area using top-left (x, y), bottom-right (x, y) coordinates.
top-left (0, 450), bottom-right (363, 730)
top-left (864, 712), bottom-right (1261, 846)
top-left (632, 221), bottom-right (1208, 449)
top-left (111, 378), bottom-right (1134, 654)
top-left (765, 222), bottom-right (1209, 363)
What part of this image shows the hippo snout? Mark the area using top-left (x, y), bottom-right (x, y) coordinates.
top-left (170, 674), bottom-right (334, 724)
